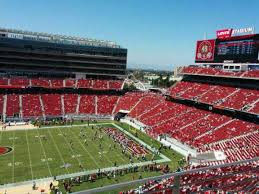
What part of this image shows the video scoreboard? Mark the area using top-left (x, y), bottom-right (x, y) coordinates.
top-left (195, 28), bottom-right (259, 63)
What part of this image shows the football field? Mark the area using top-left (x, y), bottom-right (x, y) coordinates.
top-left (0, 123), bottom-right (155, 185)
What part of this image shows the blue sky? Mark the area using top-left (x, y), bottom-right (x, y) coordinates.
top-left (0, 0), bottom-right (258, 70)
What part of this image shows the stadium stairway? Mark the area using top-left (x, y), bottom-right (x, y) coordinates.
top-left (19, 95), bottom-right (23, 119)
top-left (39, 95), bottom-right (46, 119)
top-left (76, 94), bottom-right (81, 115)
top-left (61, 94), bottom-right (65, 116)
top-left (3, 95), bottom-right (7, 121)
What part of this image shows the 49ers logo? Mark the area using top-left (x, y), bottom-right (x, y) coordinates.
top-left (0, 146), bottom-right (13, 156)
top-left (196, 40), bottom-right (215, 61)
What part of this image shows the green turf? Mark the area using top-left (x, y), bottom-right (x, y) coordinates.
top-left (0, 123), bottom-right (156, 185)
top-left (50, 122), bottom-right (185, 193)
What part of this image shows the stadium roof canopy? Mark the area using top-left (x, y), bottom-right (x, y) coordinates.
top-left (0, 27), bottom-right (121, 48)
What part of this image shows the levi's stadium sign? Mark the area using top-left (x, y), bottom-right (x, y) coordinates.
top-left (216, 27), bottom-right (254, 39)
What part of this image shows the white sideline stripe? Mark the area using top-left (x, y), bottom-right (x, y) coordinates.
top-left (56, 127), bottom-right (85, 170)
top-left (36, 127), bottom-right (52, 177)
top-left (46, 127), bottom-right (69, 174)
top-left (12, 131), bottom-right (15, 183)
top-left (67, 127), bottom-right (101, 168)
top-left (112, 123), bottom-right (171, 162)
top-left (25, 130), bottom-right (34, 179)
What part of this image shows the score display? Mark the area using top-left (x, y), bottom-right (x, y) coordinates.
top-left (195, 34), bottom-right (259, 63)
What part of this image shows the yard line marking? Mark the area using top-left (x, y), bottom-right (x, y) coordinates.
top-left (12, 131), bottom-right (15, 183)
top-left (56, 128), bottom-right (86, 171)
top-left (36, 128), bottom-right (52, 177)
top-left (67, 127), bottom-right (101, 168)
top-left (46, 128), bottom-right (69, 174)
top-left (25, 130), bottom-right (34, 180)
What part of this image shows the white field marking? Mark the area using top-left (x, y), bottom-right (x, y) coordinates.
top-left (77, 127), bottom-right (120, 165)
top-left (41, 158), bottom-right (53, 162)
top-left (12, 131), bottom-right (15, 182)
top-left (9, 137), bottom-right (19, 140)
top-left (56, 128), bottom-right (85, 171)
top-left (46, 128), bottom-right (69, 174)
top-left (35, 128), bottom-right (52, 177)
top-left (67, 127), bottom-right (101, 168)
top-left (25, 129), bottom-right (34, 179)
top-left (71, 154), bottom-right (82, 158)
top-left (14, 162), bottom-right (23, 166)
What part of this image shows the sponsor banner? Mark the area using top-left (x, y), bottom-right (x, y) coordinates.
top-left (195, 39), bottom-right (216, 61)
top-left (217, 29), bottom-right (232, 39)
top-left (216, 27), bottom-right (255, 39)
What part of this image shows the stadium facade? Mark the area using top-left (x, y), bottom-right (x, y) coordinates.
top-left (0, 28), bottom-right (127, 78)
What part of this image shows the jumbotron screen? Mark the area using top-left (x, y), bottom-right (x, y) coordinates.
top-left (195, 34), bottom-right (259, 63)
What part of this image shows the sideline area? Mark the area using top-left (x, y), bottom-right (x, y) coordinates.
top-left (0, 121), bottom-right (173, 194)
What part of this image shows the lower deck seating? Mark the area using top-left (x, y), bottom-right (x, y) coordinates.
top-left (6, 94), bottom-right (20, 117)
top-left (41, 94), bottom-right (62, 116)
top-left (64, 94), bottom-right (78, 114)
top-left (79, 95), bottom-right (95, 114)
top-left (22, 94), bottom-right (43, 117)
top-left (97, 95), bottom-right (118, 115)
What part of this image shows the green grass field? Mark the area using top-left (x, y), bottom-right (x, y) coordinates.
top-left (0, 123), bottom-right (157, 185)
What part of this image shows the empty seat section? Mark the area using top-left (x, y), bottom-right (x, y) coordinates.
top-left (65, 79), bottom-right (76, 87)
top-left (22, 94), bottom-right (42, 117)
top-left (109, 80), bottom-right (122, 89)
top-left (64, 94), bottom-right (78, 114)
top-left (0, 78), bottom-right (8, 85)
top-left (93, 80), bottom-right (108, 89)
top-left (31, 78), bottom-right (50, 87)
top-left (50, 79), bottom-right (63, 87)
top-left (41, 94), bottom-right (61, 116)
top-left (97, 95), bottom-right (118, 115)
top-left (79, 95), bottom-right (95, 114)
top-left (6, 94), bottom-right (20, 117)
top-left (10, 77), bottom-right (29, 86)
top-left (114, 92), bottom-right (144, 113)
top-left (220, 89), bottom-right (259, 110)
top-left (0, 95), bottom-right (3, 115)
top-left (77, 79), bottom-right (92, 88)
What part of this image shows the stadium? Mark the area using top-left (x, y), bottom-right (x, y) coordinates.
top-left (0, 25), bottom-right (258, 194)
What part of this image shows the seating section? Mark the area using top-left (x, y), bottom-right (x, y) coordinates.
top-left (79, 95), bottom-right (96, 114)
top-left (0, 77), bottom-right (123, 90)
top-left (41, 94), bottom-right (62, 116)
top-left (10, 78), bottom-right (29, 86)
top-left (65, 79), bottom-right (77, 88)
top-left (181, 66), bottom-right (259, 79)
top-left (97, 95), bottom-right (118, 115)
top-left (124, 161), bottom-right (258, 194)
top-left (128, 94), bottom-right (163, 118)
top-left (64, 94), bottom-right (78, 114)
top-left (50, 79), bottom-right (63, 87)
top-left (168, 81), bottom-right (259, 113)
top-left (22, 94), bottom-right (42, 117)
top-left (93, 80), bottom-right (108, 89)
top-left (109, 80), bottom-right (123, 89)
top-left (31, 78), bottom-right (50, 87)
top-left (6, 94), bottom-right (20, 117)
top-left (0, 95), bottom-right (3, 115)
top-left (77, 79), bottom-right (92, 88)
top-left (114, 92), bottom-right (145, 113)
top-left (0, 78), bottom-right (8, 85)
